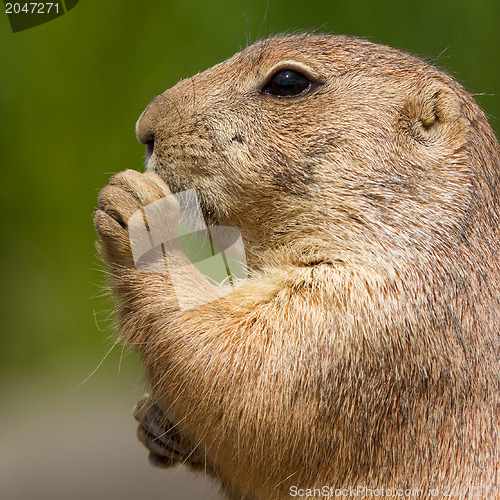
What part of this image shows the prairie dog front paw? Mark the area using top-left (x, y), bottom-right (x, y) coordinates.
top-left (94, 169), bottom-right (177, 268)
top-left (133, 394), bottom-right (204, 469)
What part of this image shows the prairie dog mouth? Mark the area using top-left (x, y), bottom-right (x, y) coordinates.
top-left (144, 139), bottom-right (155, 166)
top-left (144, 151), bottom-right (157, 173)
top-left (143, 155), bottom-right (220, 226)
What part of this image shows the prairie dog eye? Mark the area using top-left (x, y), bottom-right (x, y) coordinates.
top-left (261, 69), bottom-right (314, 98)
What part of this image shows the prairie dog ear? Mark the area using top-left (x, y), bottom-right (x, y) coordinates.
top-left (400, 83), bottom-right (467, 149)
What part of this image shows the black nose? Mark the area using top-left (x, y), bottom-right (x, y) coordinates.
top-left (136, 113), bottom-right (155, 161)
top-left (136, 116), bottom-right (155, 145)
top-left (136, 95), bottom-right (162, 159)
top-left (145, 136), bottom-right (155, 159)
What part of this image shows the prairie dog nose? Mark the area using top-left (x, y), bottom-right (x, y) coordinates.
top-left (136, 95), bottom-right (163, 156)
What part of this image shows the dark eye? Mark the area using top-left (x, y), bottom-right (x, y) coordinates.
top-left (261, 69), bottom-right (314, 98)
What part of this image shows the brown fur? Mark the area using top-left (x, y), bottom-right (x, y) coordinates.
top-left (94, 34), bottom-right (500, 499)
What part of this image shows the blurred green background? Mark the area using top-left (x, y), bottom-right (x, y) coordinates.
top-left (1, 1), bottom-right (499, 498)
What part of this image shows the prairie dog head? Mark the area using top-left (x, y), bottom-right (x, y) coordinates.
top-left (135, 34), bottom-right (498, 267)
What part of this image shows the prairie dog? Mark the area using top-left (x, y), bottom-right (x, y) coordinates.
top-left (94, 34), bottom-right (500, 499)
